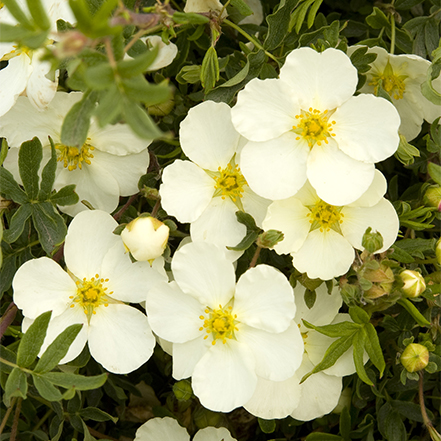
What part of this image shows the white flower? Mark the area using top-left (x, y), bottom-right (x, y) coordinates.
top-left (121, 215), bottom-right (170, 263)
top-left (0, 91), bottom-right (151, 216)
top-left (347, 45), bottom-right (441, 141)
top-left (135, 417), bottom-right (237, 441)
top-left (145, 241), bottom-right (304, 412)
top-left (231, 47), bottom-right (401, 205)
top-left (262, 170), bottom-right (399, 280)
top-left (0, 0), bottom-right (75, 116)
top-left (184, 0), bottom-right (228, 19)
top-left (13, 210), bottom-right (167, 374)
top-left (160, 100), bottom-right (270, 260)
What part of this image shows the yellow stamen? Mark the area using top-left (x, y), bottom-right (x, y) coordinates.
top-left (369, 60), bottom-right (407, 100)
top-left (213, 163), bottom-right (247, 203)
top-left (55, 139), bottom-right (95, 171)
top-left (308, 200), bottom-right (342, 232)
top-left (200, 305), bottom-right (239, 345)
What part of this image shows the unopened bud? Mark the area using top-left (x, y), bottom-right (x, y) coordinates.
top-left (363, 264), bottom-right (394, 299)
top-left (53, 31), bottom-right (88, 58)
top-left (424, 185), bottom-right (441, 211)
top-left (400, 270), bottom-right (426, 298)
top-left (256, 229), bottom-right (284, 249)
top-left (436, 239), bottom-right (441, 265)
top-left (362, 227), bottom-right (383, 253)
top-left (400, 343), bottom-right (429, 372)
top-left (121, 216), bottom-right (169, 262)
top-left (172, 380), bottom-right (193, 401)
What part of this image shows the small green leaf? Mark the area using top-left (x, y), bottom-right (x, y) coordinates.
top-left (366, 7), bottom-right (390, 30)
top-left (2, 0), bottom-right (34, 29)
top-left (227, 231), bottom-right (259, 251)
top-left (122, 100), bottom-right (162, 140)
top-left (81, 418), bottom-right (97, 441)
top-left (121, 76), bottom-right (171, 106)
top-left (428, 162), bottom-right (441, 185)
top-left (50, 185), bottom-right (79, 206)
top-left (19, 137), bottom-right (43, 200)
top-left (117, 45), bottom-right (159, 77)
top-left (17, 311), bottom-right (52, 368)
top-left (348, 306), bottom-right (370, 324)
top-left (33, 374), bottom-right (63, 401)
top-left (201, 46), bottom-right (220, 92)
top-left (352, 330), bottom-right (373, 386)
top-left (258, 418), bottom-right (276, 434)
top-left (235, 211), bottom-right (259, 231)
top-left (265, 0), bottom-right (296, 49)
top-left (2, 204), bottom-right (33, 243)
top-left (83, 63), bottom-right (115, 90)
top-left (307, 0), bottom-right (324, 29)
top-left (34, 323), bottom-right (83, 374)
top-left (39, 140), bottom-right (57, 200)
top-left (41, 371), bottom-right (108, 390)
top-left (26, 0), bottom-right (50, 30)
top-left (94, 85), bottom-right (122, 127)
top-left (80, 407), bottom-right (118, 423)
top-left (172, 11), bottom-right (210, 25)
top-left (0, 138), bottom-right (9, 166)
top-left (397, 298), bottom-right (430, 327)
top-left (363, 324), bottom-right (385, 377)
top-left (230, 0), bottom-right (253, 16)
top-left (5, 367), bottom-right (28, 405)
top-left (0, 23), bottom-right (35, 41)
top-left (302, 320), bottom-right (360, 338)
top-left (304, 289), bottom-right (317, 309)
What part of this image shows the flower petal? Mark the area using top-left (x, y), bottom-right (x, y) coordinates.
top-left (179, 101), bottom-right (240, 170)
top-left (333, 94), bottom-right (401, 163)
top-left (280, 47), bottom-right (358, 110)
top-left (232, 78), bottom-right (299, 141)
top-left (172, 242), bottom-right (236, 308)
top-left (347, 169), bottom-right (387, 208)
top-left (237, 322), bottom-right (303, 381)
top-left (88, 303), bottom-right (155, 374)
top-left (192, 340), bottom-right (257, 412)
top-left (135, 417), bottom-right (189, 441)
top-left (244, 374), bottom-right (301, 419)
top-left (146, 281), bottom-right (205, 343)
top-left (292, 229), bottom-right (355, 280)
top-left (234, 265), bottom-right (296, 333)
top-left (172, 335), bottom-right (210, 380)
top-left (307, 141), bottom-right (376, 206)
top-left (194, 427), bottom-right (237, 441)
top-left (241, 186), bottom-right (271, 228)
top-left (13, 257), bottom-right (76, 319)
top-left (144, 36), bottom-right (178, 71)
top-left (240, 133), bottom-right (309, 200)
top-left (160, 160), bottom-right (215, 223)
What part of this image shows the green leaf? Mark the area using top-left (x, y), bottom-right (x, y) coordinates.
top-left (397, 298), bottom-right (430, 327)
top-left (117, 45), bottom-right (159, 77)
top-left (50, 184), bottom-right (79, 206)
top-left (26, 0), bottom-right (50, 30)
top-left (0, 167), bottom-right (28, 204)
top-left (258, 418), bottom-right (276, 434)
top-left (304, 289), bottom-right (317, 309)
top-left (83, 63), bottom-right (115, 90)
top-left (305, 434), bottom-right (344, 441)
top-left (201, 46), bottom-right (220, 92)
top-left (39, 140), bottom-right (57, 200)
top-left (69, 0), bottom-right (93, 31)
top-left (121, 76), bottom-right (171, 106)
top-left (94, 85), bottom-right (123, 127)
top-left (34, 323), bottom-right (83, 374)
top-left (0, 23), bottom-right (34, 42)
top-left (425, 19), bottom-right (439, 58)
top-left (227, 231), bottom-right (259, 251)
top-left (19, 137), bottom-right (43, 200)
top-left (378, 402), bottom-right (407, 441)
top-left (2, 0), bottom-right (34, 29)
top-left (176, 65), bottom-right (201, 85)
top-left (363, 324), bottom-right (385, 377)
top-left (172, 11), bottom-right (210, 25)
top-left (235, 211), bottom-right (259, 231)
top-left (428, 162), bottom-right (441, 185)
top-left (33, 374), bottom-right (63, 401)
top-left (366, 7), bottom-right (390, 30)
top-left (17, 311), bottom-right (52, 368)
top-left (0, 345), bottom-right (17, 374)
top-left (2, 204), bottom-right (32, 243)
top-left (121, 100), bottom-right (162, 140)
top-left (395, 0), bottom-right (424, 10)
top-left (307, 0), bottom-right (324, 29)
top-left (294, 0), bottom-right (316, 34)
top-left (80, 407), bottom-right (118, 423)
top-left (5, 367), bottom-right (28, 405)
top-left (391, 399), bottom-right (433, 423)
top-left (0, 138), bottom-right (8, 166)
top-left (41, 371), bottom-right (108, 390)
top-left (230, 0), bottom-right (253, 16)
top-left (32, 202), bottom-right (67, 255)
top-left (61, 90), bottom-right (98, 148)
top-left (352, 330), bottom-right (373, 386)
top-left (81, 418), bottom-right (97, 441)
top-left (302, 320), bottom-right (360, 338)
top-left (348, 306), bottom-right (370, 324)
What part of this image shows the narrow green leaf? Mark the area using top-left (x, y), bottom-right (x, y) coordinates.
top-left (93, 0), bottom-right (118, 23)
top-left (428, 162), bottom-right (441, 185)
top-left (50, 184), bottom-right (79, 206)
top-left (80, 407), bottom-right (118, 423)
top-left (172, 11), bottom-right (210, 25)
top-left (363, 324), bottom-right (385, 377)
top-left (69, 0), bottom-right (93, 30)
top-left (339, 406), bottom-right (351, 441)
top-left (304, 289), bottom-right (317, 309)
top-left (61, 90), bottom-right (98, 148)
top-left (295, 0), bottom-right (316, 34)
top-left (122, 100), bottom-right (162, 140)
top-left (226, 231), bottom-right (259, 251)
top-left (33, 374), bottom-right (63, 401)
top-left (0, 167), bottom-right (28, 204)
top-left (397, 298), bottom-right (430, 327)
top-left (50, 417), bottom-right (64, 441)
top-left (391, 399), bottom-right (434, 423)
top-left (39, 139), bottom-right (57, 200)
top-left (352, 330), bottom-right (373, 386)
top-left (2, 204), bottom-right (32, 243)
top-left (94, 85), bottom-right (123, 127)
top-left (26, 0), bottom-right (50, 30)
top-left (18, 137), bottom-right (43, 200)
top-left (81, 418), bottom-right (97, 441)
top-left (121, 76), bottom-right (171, 106)
top-left (2, 0), bottom-right (34, 29)
top-left (230, 0), bottom-right (253, 16)
top-left (32, 202), bottom-right (67, 255)
top-left (41, 372), bottom-right (108, 390)
top-left (348, 306), bottom-right (370, 324)
top-left (302, 319), bottom-right (360, 338)
top-left (117, 45), bottom-right (159, 78)
top-left (0, 138), bottom-right (8, 166)
top-left (307, 0), bottom-right (324, 28)
top-left (0, 23), bottom-right (35, 41)
top-left (83, 63), bottom-right (115, 90)
top-left (5, 367), bottom-right (28, 405)
top-left (17, 311), bottom-right (52, 368)
top-left (235, 211), bottom-right (259, 230)
top-left (200, 46), bottom-right (220, 92)
top-left (264, 0), bottom-right (296, 50)
top-left (34, 323), bottom-right (83, 374)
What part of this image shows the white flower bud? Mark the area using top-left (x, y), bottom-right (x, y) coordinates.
top-left (400, 270), bottom-right (426, 298)
top-left (121, 216), bottom-right (169, 263)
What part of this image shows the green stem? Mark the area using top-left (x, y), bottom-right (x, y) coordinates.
top-left (223, 18), bottom-right (279, 63)
top-left (390, 14), bottom-right (396, 55)
top-left (0, 357), bottom-right (33, 374)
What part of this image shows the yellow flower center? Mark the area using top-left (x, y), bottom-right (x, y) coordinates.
top-left (1, 44), bottom-right (31, 62)
top-left (199, 305), bottom-right (239, 345)
top-left (370, 60), bottom-right (407, 100)
top-left (213, 163), bottom-right (247, 202)
top-left (292, 107), bottom-right (336, 148)
top-left (55, 141), bottom-right (95, 171)
top-left (308, 200), bottom-right (343, 232)
top-left (69, 274), bottom-right (113, 318)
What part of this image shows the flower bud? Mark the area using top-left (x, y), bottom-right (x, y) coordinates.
top-left (400, 343), bottom-right (429, 372)
top-left (121, 216), bottom-right (169, 262)
top-left (362, 227), bottom-right (384, 253)
top-left (173, 380), bottom-right (193, 401)
top-left (256, 229), bottom-right (284, 249)
top-left (423, 185), bottom-right (441, 211)
top-left (436, 239), bottom-right (441, 265)
top-left (363, 263), bottom-right (394, 299)
top-left (400, 270), bottom-right (426, 298)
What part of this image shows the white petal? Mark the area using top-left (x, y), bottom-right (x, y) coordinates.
top-left (307, 141), bottom-right (375, 206)
top-left (143, 36), bottom-right (178, 71)
top-left (237, 322), bottom-right (303, 381)
top-left (101, 242), bottom-right (168, 303)
top-left (240, 133), bottom-right (309, 200)
top-left (234, 265), bottom-right (295, 333)
top-left (64, 210), bottom-right (119, 279)
top-left (13, 257), bottom-right (76, 319)
top-left (172, 335), bottom-right (210, 380)
top-left (262, 197), bottom-right (311, 255)
top-left (244, 374), bottom-right (301, 419)
top-left (333, 94), bottom-right (401, 163)
top-left (232, 78), bottom-right (299, 141)
top-left (241, 187), bottom-right (271, 228)
top-left (341, 198), bottom-right (399, 253)
top-left (291, 355), bottom-right (342, 421)
top-left (146, 281), bottom-right (205, 343)
top-left (195, 427), bottom-right (236, 441)
top-left (192, 340), bottom-right (257, 412)
top-left (135, 417), bottom-right (189, 441)
top-left (179, 101), bottom-right (240, 170)
top-left (172, 242), bottom-right (236, 308)
top-left (293, 229), bottom-right (355, 280)
top-left (88, 303), bottom-right (155, 374)
top-left (347, 169), bottom-right (387, 208)
top-left (160, 160), bottom-right (214, 223)
top-left (0, 54), bottom-right (31, 117)
top-left (280, 47), bottom-right (358, 110)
